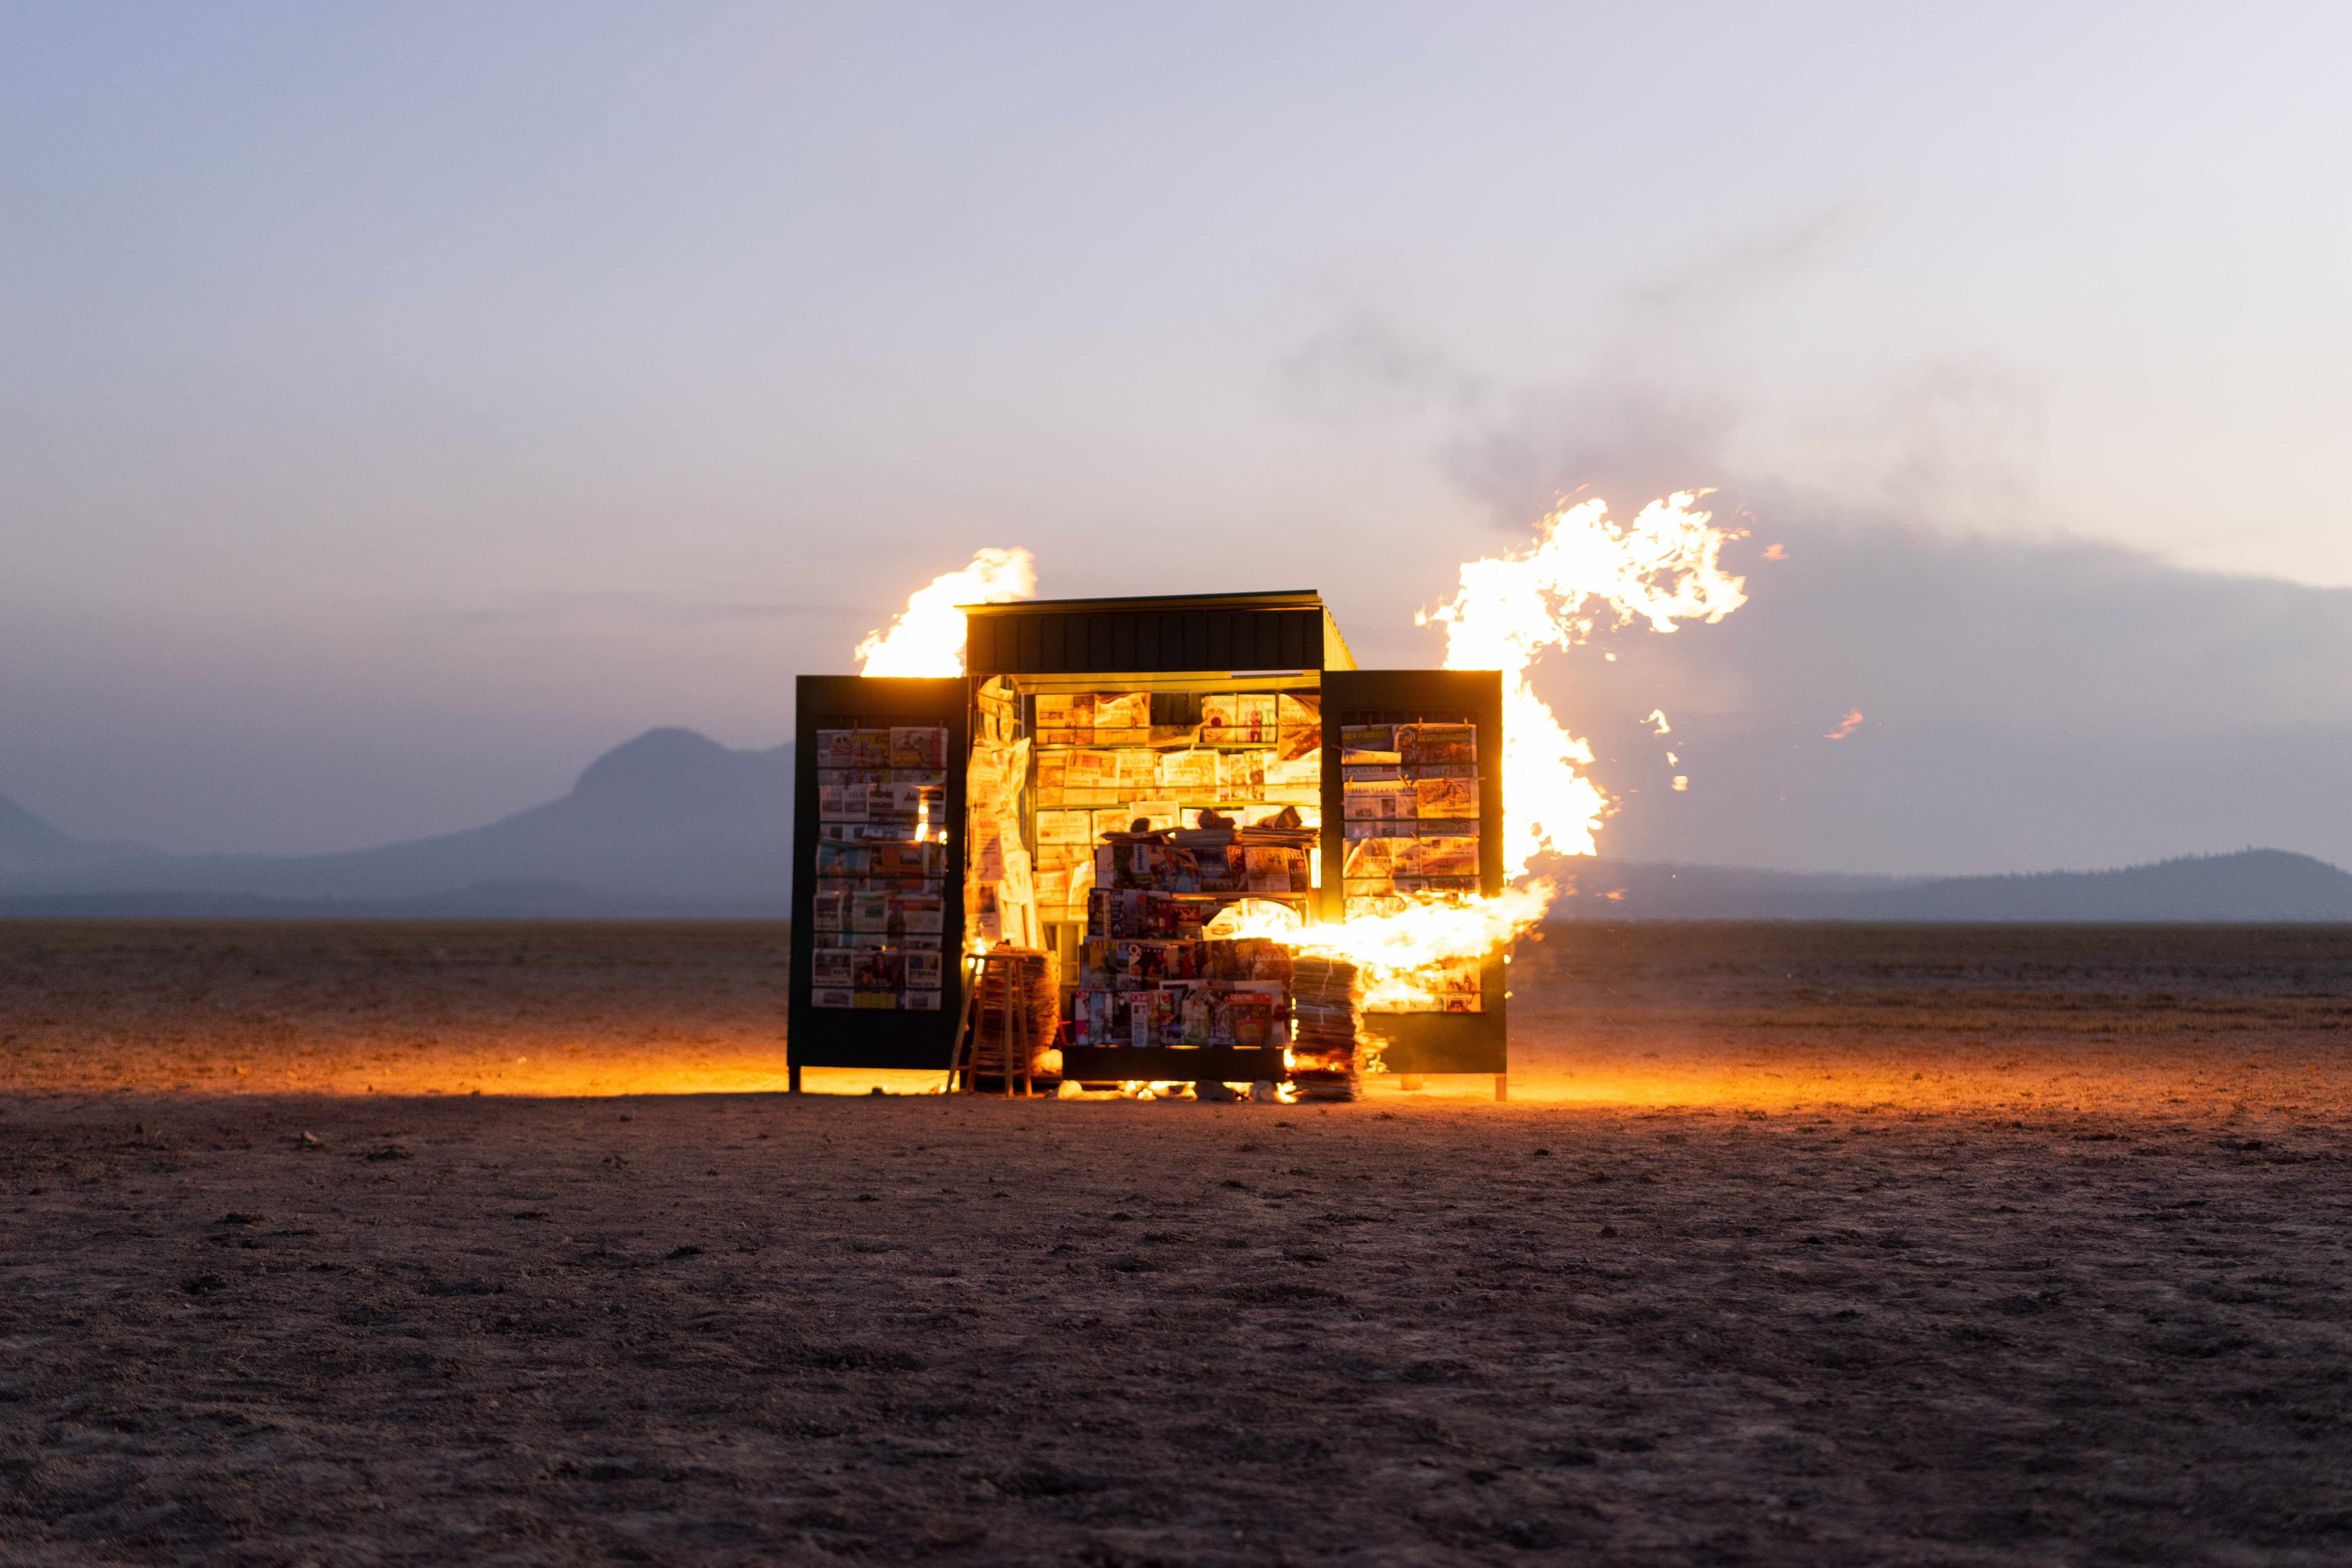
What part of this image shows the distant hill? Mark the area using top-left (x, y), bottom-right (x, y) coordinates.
top-left (0, 792), bottom-right (158, 877)
top-left (9, 740), bottom-right (2352, 921)
top-left (0, 729), bottom-right (793, 915)
top-left (1551, 849), bottom-right (2352, 922)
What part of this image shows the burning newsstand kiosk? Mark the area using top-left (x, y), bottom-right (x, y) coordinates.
top-left (788, 589), bottom-right (1505, 1097)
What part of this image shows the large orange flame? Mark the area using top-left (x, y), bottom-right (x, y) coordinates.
top-left (1423, 491), bottom-right (1746, 877)
top-left (856, 547), bottom-right (1036, 677)
top-left (1269, 491), bottom-right (1750, 1000)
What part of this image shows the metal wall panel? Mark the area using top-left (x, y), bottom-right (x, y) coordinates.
top-left (1319, 668), bottom-right (1509, 1075)
top-left (964, 604), bottom-right (1328, 675)
top-left (788, 675), bottom-right (970, 1073)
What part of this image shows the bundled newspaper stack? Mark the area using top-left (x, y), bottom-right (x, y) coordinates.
top-left (1286, 951), bottom-right (1363, 1101)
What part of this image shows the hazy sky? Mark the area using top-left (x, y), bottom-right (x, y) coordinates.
top-left (5, 3), bottom-right (2348, 868)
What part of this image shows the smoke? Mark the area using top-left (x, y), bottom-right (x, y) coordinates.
top-left (1280, 206), bottom-right (2054, 539)
top-left (1275, 221), bottom-right (2352, 875)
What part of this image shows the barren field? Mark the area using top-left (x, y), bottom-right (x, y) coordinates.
top-left (4, 920), bottom-right (2352, 1565)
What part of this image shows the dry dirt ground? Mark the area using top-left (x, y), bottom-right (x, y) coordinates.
top-left (4, 921), bottom-right (2352, 1566)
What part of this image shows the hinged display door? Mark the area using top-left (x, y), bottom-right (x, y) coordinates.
top-left (789, 675), bottom-right (969, 1071)
top-left (1319, 669), bottom-right (1508, 1075)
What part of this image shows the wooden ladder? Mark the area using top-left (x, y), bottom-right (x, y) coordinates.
top-left (947, 950), bottom-right (1038, 1098)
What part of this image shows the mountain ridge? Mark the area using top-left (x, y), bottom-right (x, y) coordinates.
top-left (0, 728), bottom-right (793, 910)
top-left (7, 734), bottom-right (2351, 920)
top-left (1548, 848), bottom-right (2352, 921)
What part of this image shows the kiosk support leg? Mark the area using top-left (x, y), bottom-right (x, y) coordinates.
top-left (1494, 1074), bottom-right (1508, 1103)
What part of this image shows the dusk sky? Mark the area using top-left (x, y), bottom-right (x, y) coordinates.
top-left (6, 3), bottom-right (2348, 871)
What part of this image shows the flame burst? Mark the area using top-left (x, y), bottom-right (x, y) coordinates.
top-left (1277, 491), bottom-right (1749, 1001)
top-left (1215, 884), bottom-right (1555, 1012)
top-left (1423, 491), bottom-right (1746, 878)
top-left (856, 547), bottom-right (1036, 677)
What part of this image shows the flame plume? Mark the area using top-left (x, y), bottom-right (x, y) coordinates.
top-left (852, 499), bottom-right (1749, 1026)
top-left (856, 547), bottom-right (1036, 677)
top-left (1263, 491), bottom-right (1750, 1001)
top-left (1425, 491), bottom-right (1745, 878)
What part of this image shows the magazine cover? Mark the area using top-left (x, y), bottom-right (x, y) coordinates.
top-left (811, 889), bottom-right (846, 931)
top-left (1095, 691), bottom-right (1149, 733)
top-left (849, 891), bottom-right (893, 933)
top-left (890, 725), bottom-right (949, 768)
top-left (1180, 986), bottom-right (1219, 1046)
top-left (810, 949), bottom-right (854, 987)
top-left (815, 729), bottom-right (855, 769)
top-left (1420, 837), bottom-right (1479, 877)
top-left (1159, 751), bottom-right (1218, 791)
top-left (903, 990), bottom-right (942, 1012)
top-left (1034, 694), bottom-right (1075, 731)
top-left (1277, 692), bottom-right (1320, 728)
top-left (812, 986), bottom-right (854, 1010)
top-left (1130, 988), bottom-right (1175, 1047)
top-left (1217, 751), bottom-right (1264, 791)
top-left (851, 949), bottom-right (905, 991)
top-left (905, 950), bottom-right (943, 990)
top-left (1035, 809), bottom-right (1092, 844)
top-left (1414, 776), bottom-right (1479, 817)
top-left (849, 728), bottom-right (893, 767)
top-left (1064, 749), bottom-right (1114, 788)
top-left (869, 843), bottom-right (934, 880)
top-left (1225, 992), bottom-right (1275, 1049)
top-left (1340, 724), bottom-right (1394, 753)
top-left (1400, 723), bottom-right (1476, 767)
top-left (812, 844), bottom-right (867, 877)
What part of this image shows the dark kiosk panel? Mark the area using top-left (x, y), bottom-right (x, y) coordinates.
top-left (1320, 668), bottom-right (1507, 1076)
top-left (788, 675), bottom-right (968, 1073)
top-left (964, 590), bottom-right (1354, 676)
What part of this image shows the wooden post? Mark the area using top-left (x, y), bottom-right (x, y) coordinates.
top-left (1494, 1073), bottom-right (1508, 1103)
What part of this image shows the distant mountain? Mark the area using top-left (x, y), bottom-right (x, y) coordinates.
top-left (0, 728), bottom-right (793, 915)
top-left (9, 741), bottom-right (2350, 921)
top-left (1545, 860), bottom-right (1910, 918)
top-left (0, 880), bottom-right (643, 919)
top-left (0, 792), bottom-right (157, 877)
top-left (1551, 849), bottom-right (2352, 921)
